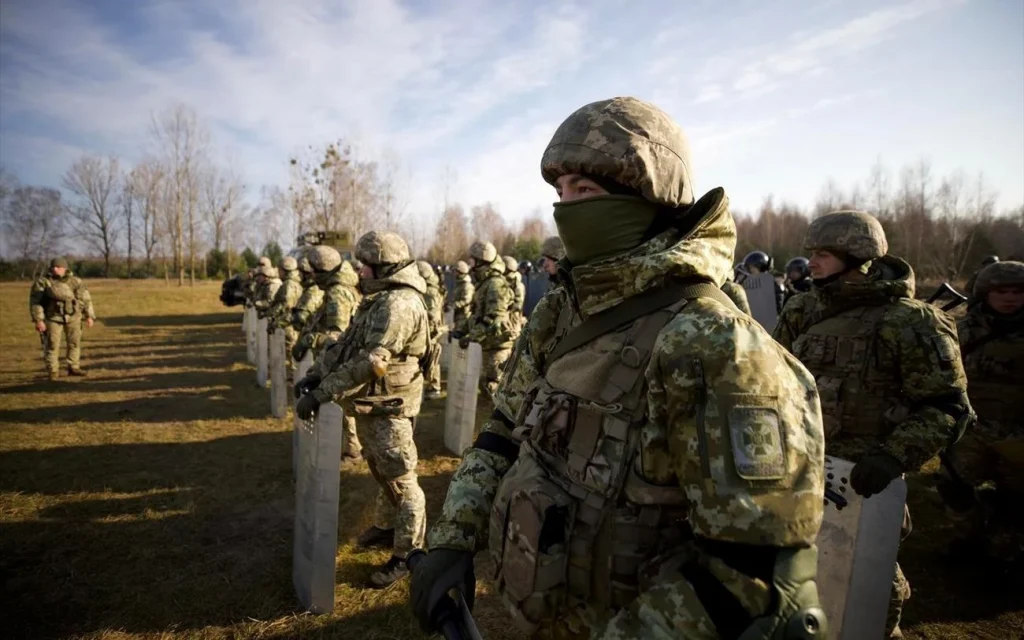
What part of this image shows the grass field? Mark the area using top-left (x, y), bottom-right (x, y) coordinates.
top-left (1, 280), bottom-right (1020, 639)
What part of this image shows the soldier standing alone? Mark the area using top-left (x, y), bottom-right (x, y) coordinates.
top-left (773, 210), bottom-right (973, 639)
top-left (294, 231), bottom-right (429, 588)
top-left (30, 258), bottom-right (96, 381)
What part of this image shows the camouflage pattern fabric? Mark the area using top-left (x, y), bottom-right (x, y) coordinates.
top-left (417, 262), bottom-right (445, 395)
top-left (298, 263), bottom-right (361, 356)
top-left (30, 270), bottom-right (96, 375)
top-left (505, 266), bottom-right (526, 327)
top-left (253, 271), bottom-right (282, 318)
top-left (291, 283), bottom-right (325, 333)
top-left (268, 268), bottom-right (304, 370)
top-left (720, 278), bottom-right (751, 315)
top-left (452, 272), bottom-right (474, 334)
top-left (428, 187), bottom-right (825, 637)
top-left (466, 260), bottom-right (514, 349)
top-left (804, 210), bottom-right (888, 261)
top-left (358, 415), bottom-right (426, 556)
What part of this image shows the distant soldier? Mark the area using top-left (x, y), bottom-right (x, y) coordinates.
top-left (944, 261), bottom-right (1024, 566)
top-left (451, 260), bottom-right (474, 335)
top-left (417, 261), bottom-right (445, 401)
top-left (774, 210), bottom-right (973, 639)
top-left (503, 254), bottom-right (525, 329)
top-left (290, 255), bottom-right (325, 346)
top-left (268, 256), bottom-right (304, 375)
top-left (784, 256), bottom-right (812, 306)
top-left (539, 235), bottom-right (564, 289)
top-left (965, 255), bottom-right (999, 307)
top-left (294, 231), bottom-right (429, 587)
top-left (252, 265), bottom-right (281, 319)
top-left (30, 257), bottom-right (96, 381)
top-left (462, 241), bottom-right (515, 397)
top-left (743, 250), bottom-right (785, 312)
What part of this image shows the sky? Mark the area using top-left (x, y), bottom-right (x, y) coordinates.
top-left (1, 0), bottom-right (1022, 236)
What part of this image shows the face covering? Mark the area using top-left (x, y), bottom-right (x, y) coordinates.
top-left (553, 195), bottom-right (660, 266)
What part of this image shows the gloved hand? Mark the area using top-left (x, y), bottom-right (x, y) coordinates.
top-left (409, 548), bottom-right (476, 633)
top-left (850, 452), bottom-right (904, 498)
top-left (293, 374), bottom-right (321, 398)
top-left (458, 336), bottom-right (471, 349)
top-left (291, 342), bottom-right (308, 362)
top-left (295, 392), bottom-right (321, 420)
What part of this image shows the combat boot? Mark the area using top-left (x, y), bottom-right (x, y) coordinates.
top-left (424, 389), bottom-right (443, 401)
top-left (341, 452), bottom-right (363, 468)
top-left (368, 554), bottom-right (408, 588)
top-left (357, 526), bottom-right (395, 550)
top-left (67, 367), bottom-right (87, 377)
top-left (48, 371), bottom-right (59, 382)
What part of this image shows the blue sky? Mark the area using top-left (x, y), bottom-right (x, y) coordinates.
top-left (1, 0), bottom-right (1022, 234)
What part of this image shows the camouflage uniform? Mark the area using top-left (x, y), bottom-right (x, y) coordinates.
top-left (268, 257), bottom-right (304, 373)
top-left (417, 261), bottom-right (445, 399)
top-left (29, 259), bottom-right (96, 378)
top-left (290, 256), bottom-right (325, 342)
top-left (452, 261), bottom-right (475, 334)
top-left (721, 278), bottom-right (751, 315)
top-left (541, 236), bottom-right (565, 291)
top-left (465, 241), bottom-right (516, 397)
top-left (253, 266), bottom-right (282, 319)
top-left (964, 256), bottom-right (999, 307)
top-left (773, 211), bottom-right (972, 638)
top-left (307, 231), bottom-right (429, 585)
top-left (504, 255), bottom-right (526, 335)
top-left (949, 261), bottom-right (1024, 561)
top-left (416, 97), bottom-right (826, 639)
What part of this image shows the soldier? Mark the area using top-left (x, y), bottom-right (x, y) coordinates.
top-left (503, 254), bottom-right (526, 330)
top-left (743, 250), bottom-right (785, 312)
top-left (411, 97), bottom-right (826, 639)
top-left (417, 260), bottom-right (445, 401)
top-left (268, 256), bottom-right (304, 375)
top-left (943, 261), bottom-right (1024, 566)
top-left (539, 235), bottom-right (564, 288)
top-left (30, 257), bottom-right (97, 381)
top-left (451, 260), bottom-right (474, 335)
top-left (461, 241), bottom-right (515, 398)
top-left (252, 265), bottom-right (282, 319)
top-left (290, 254), bottom-right (325, 345)
top-left (783, 256), bottom-right (812, 306)
top-left (965, 255), bottom-right (1000, 307)
top-left (773, 210), bottom-right (973, 639)
top-left (294, 231), bottom-right (429, 588)
top-left (293, 246), bottom-right (363, 464)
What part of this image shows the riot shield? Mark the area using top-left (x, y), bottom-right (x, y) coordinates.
top-left (444, 341), bottom-right (482, 456)
top-left (293, 352), bottom-right (315, 482)
top-left (246, 308), bottom-right (257, 364)
top-left (242, 305), bottom-right (249, 336)
top-left (256, 318), bottom-right (269, 387)
top-left (741, 272), bottom-right (778, 332)
top-left (441, 309), bottom-right (455, 373)
top-left (293, 401), bottom-right (343, 613)
top-left (270, 329), bottom-right (287, 418)
top-left (816, 456), bottom-right (907, 640)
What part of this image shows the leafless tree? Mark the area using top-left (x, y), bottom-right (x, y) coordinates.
top-left (428, 204), bottom-right (470, 264)
top-left (470, 202), bottom-right (507, 243)
top-left (132, 158), bottom-right (165, 269)
top-left (202, 164), bottom-right (244, 252)
top-left (121, 171), bottom-right (137, 277)
top-left (62, 155), bottom-right (121, 277)
top-left (2, 185), bottom-right (65, 276)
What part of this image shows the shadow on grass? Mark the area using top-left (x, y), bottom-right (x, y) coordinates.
top-left (102, 312), bottom-right (242, 328)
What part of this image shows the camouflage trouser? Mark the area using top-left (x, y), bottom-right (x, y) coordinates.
top-left (426, 337), bottom-right (442, 394)
top-left (356, 415), bottom-right (425, 558)
top-left (284, 325), bottom-right (299, 376)
top-left (480, 347), bottom-right (511, 398)
top-left (886, 507), bottom-right (913, 637)
top-left (44, 319), bottom-right (82, 373)
top-left (343, 415), bottom-right (362, 458)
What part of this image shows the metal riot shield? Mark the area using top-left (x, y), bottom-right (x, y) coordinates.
top-left (242, 305), bottom-right (249, 336)
top-left (270, 329), bottom-right (287, 418)
top-left (441, 309), bottom-right (455, 373)
top-left (741, 272), bottom-right (779, 332)
top-left (816, 456), bottom-right (907, 640)
top-left (246, 308), bottom-right (257, 364)
top-left (293, 401), bottom-right (343, 613)
top-left (256, 317), bottom-right (269, 387)
top-left (444, 341), bottom-right (482, 456)
top-left (292, 352), bottom-right (315, 482)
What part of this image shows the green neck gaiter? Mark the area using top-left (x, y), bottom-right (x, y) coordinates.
top-left (553, 195), bottom-right (660, 266)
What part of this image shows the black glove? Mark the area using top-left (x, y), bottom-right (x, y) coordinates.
top-left (850, 452), bottom-right (904, 498)
top-left (409, 548), bottom-right (476, 633)
top-left (293, 374), bottom-right (320, 398)
top-left (295, 392), bottom-right (321, 420)
top-left (458, 336), bottom-right (471, 349)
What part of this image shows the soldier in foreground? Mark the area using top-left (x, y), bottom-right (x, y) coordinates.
top-left (411, 97), bottom-right (826, 639)
top-left (773, 211), bottom-right (973, 639)
top-left (451, 260), bottom-right (474, 335)
top-left (417, 260), bottom-right (445, 401)
top-left (294, 231), bottom-right (429, 587)
top-left (293, 246), bottom-right (363, 464)
top-left (503, 254), bottom-right (526, 331)
top-left (267, 256), bottom-right (304, 376)
top-left (462, 241), bottom-right (515, 398)
top-left (944, 261), bottom-right (1024, 568)
top-left (783, 256), bottom-right (812, 305)
top-left (30, 258), bottom-right (96, 381)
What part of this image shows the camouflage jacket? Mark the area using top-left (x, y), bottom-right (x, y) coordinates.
top-left (301, 265), bottom-right (361, 355)
top-left (422, 273), bottom-right (445, 341)
top-left (721, 278), bottom-right (751, 315)
top-left (429, 188), bottom-right (825, 558)
top-left (452, 273), bottom-right (474, 334)
top-left (957, 304), bottom-right (1024, 428)
top-left (29, 271), bottom-right (96, 323)
top-left (291, 282), bottom-right (324, 331)
top-left (253, 277), bottom-right (282, 317)
top-left (774, 256), bottom-right (969, 470)
top-left (310, 262), bottom-right (429, 417)
top-left (268, 270), bottom-right (303, 328)
top-left (506, 271), bottom-right (526, 316)
top-left (466, 264), bottom-right (515, 349)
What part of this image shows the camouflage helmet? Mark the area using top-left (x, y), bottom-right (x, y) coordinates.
top-left (805, 210), bottom-right (888, 261)
top-left (503, 255), bottom-right (518, 273)
top-left (455, 260), bottom-right (470, 275)
top-left (974, 261), bottom-right (1024, 298)
top-left (297, 253), bottom-right (314, 274)
top-left (541, 236), bottom-right (565, 260)
top-left (307, 245), bottom-right (342, 272)
top-left (257, 256), bottom-right (272, 268)
top-left (256, 265), bottom-right (274, 278)
top-left (356, 231), bottom-right (410, 266)
top-left (469, 240), bottom-right (497, 264)
top-left (50, 257), bottom-right (69, 269)
top-left (540, 96), bottom-right (694, 208)
top-left (416, 260), bottom-right (434, 280)
top-left (279, 256), bottom-right (298, 272)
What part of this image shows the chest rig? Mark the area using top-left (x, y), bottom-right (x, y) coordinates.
top-left (486, 283), bottom-right (736, 634)
top-left (44, 279), bottom-right (79, 320)
top-left (791, 304), bottom-right (894, 439)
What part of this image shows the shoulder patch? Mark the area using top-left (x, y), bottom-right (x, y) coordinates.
top-left (729, 406), bottom-right (786, 480)
top-left (931, 333), bottom-right (958, 363)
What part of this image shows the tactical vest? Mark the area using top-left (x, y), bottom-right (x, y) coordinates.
top-left (791, 304), bottom-right (895, 439)
top-left (961, 322), bottom-right (1024, 426)
top-left (487, 292), bottom-right (695, 633)
top-left (45, 280), bottom-right (80, 320)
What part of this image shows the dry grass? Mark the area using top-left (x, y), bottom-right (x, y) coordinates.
top-left (0, 280), bottom-right (1019, 639)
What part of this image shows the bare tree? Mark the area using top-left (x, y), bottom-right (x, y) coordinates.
top-left (378, 150), bottom-right (410, 230)
top-left (428, 204), bottom-right (470, 264)
top-left (202, 164), bottom-right (244, 252)
top-left (62, 155), bottom-right (121, 277)
top-left (865, 156), bottom-right (891, 217)
top-left (470, 202), bottom-right (507, 242)
top-left (132, 158), bottom-right (165, 270)
top-left (120, 172), bottom-right (137, 278)
top-left (2, 185), bottom-right (65, 276)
